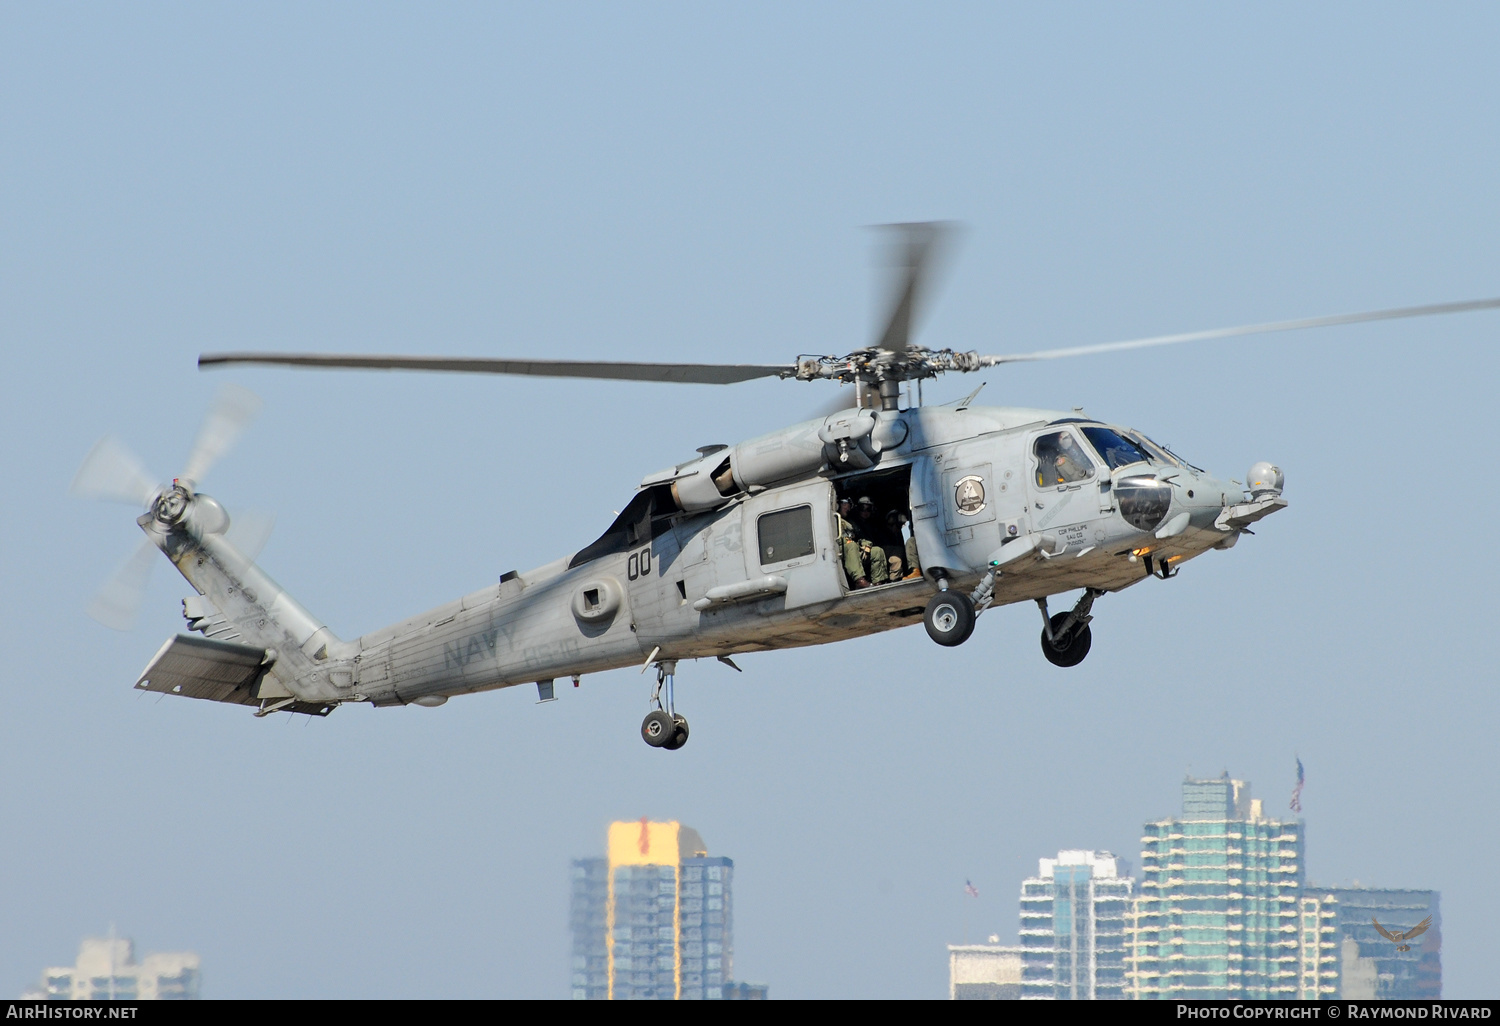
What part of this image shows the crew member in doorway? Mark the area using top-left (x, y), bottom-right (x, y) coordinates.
top-left (844, 496), bottom-right (889, 588)
top-left (836, 496), bottom-right (864, 589)
top-left (882, 508), bottom-right (921, 580)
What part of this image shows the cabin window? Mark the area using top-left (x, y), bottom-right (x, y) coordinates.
top-left (757, 505), bottom-right (816, 566)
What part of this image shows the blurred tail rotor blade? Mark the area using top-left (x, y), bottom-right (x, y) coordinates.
top-left (180, 384), bottom-right (262, 488)
top-left (224, 508), bottom-right (276, 562)
top-left (71, 436), bottom-right (160, 507)
top-left (87, 537), bottom-right (158, 631)
top-left (873, 221), bottom-right (958, 355)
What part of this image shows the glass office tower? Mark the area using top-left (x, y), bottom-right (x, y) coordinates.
top-left (1019, 850), bottom-right (1134, 999)
top-left (1126, 774), bottom-right (1337, 999)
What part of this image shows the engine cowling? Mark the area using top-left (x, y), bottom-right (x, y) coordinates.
top-left (641, 409), bottom-right (907, 513)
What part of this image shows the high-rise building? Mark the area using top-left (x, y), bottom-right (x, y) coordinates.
top-left (1018, 850), bottom-right (1134, 999)
top-left (1323, 888), bottom-right (1441, 999)
top-left (21, 936), bottom-right (200, 1000)
top-left (570, 820), bottom-right (734, 1000)
top-left (1125, 774), bottom-right (1338, 1000)
top-left (948, 943), bottom-right (1023, 999)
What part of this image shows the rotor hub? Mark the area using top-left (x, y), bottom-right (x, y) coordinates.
top-left (795, 346), bottom-right (986, 386)
top-left (153, 484), bottom-right (191, 526)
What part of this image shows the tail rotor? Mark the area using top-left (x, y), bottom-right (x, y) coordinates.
top-left (72, 385), bottom-right (267, 630)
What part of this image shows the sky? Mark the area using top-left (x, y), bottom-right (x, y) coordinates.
top-left (3, 2), bottom-right (1499, 1000)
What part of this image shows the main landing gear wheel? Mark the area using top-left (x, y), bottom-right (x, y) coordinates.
top-left (641, 709), bottom-right (676, 748)
top-left (924, 590), bottom-right (976, 647)
top-left (663, 715), bottom-right (689, 750)
top-left (1041, 612), bottom-right (1092, 667)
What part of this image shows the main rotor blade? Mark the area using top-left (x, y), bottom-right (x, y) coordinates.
top-left (199, 353), bottom-right (795, 385)
top-left (180, 384), bottom-right (262, 488)
top-left (873, 221), bottom-right (956, 355)
top-left (71, 436), bottom-right (160, 507)
top-left (87, 536), bottom-right (158, 631)
top-left (978, 296), bottom-right (1500, 366)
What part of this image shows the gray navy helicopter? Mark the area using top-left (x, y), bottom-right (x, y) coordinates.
top-left (73, 223), bottom-right (1500, 749)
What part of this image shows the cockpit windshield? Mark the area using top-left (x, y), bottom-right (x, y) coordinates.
top-left (1128, 431), bottom-right (1201, 472)
top-left (1080, 426), bottom-right (1152, 470)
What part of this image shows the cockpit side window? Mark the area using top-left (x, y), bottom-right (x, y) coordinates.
top-left (1081, 427), bottom-right (1152, 471)
top-left (1034, 431), bottom-right (1096, 487)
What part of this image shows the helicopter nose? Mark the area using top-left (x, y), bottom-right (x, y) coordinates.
top-left (1150, 468), bottom-right (1236, 539)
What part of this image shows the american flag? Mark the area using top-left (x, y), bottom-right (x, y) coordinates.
top-left (1289, 757), bottom-right (1305, 813)
top-left (964, 879), bottom-right (979, 899)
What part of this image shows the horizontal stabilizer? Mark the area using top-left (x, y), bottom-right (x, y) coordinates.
top-left (134, 634), bottom-right (334, 716)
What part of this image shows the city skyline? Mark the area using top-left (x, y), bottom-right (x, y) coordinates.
top-left (952, 772), bottom-right (1441, 1000)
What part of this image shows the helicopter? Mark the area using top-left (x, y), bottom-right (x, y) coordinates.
top-left (73, 223), bottom-right (1500, 749)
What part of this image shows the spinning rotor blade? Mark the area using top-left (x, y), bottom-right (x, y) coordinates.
top-left (873, 221), bottom-right (955, 355)
top-left (180, 384), bottom-right (262, 488)
top-left (806, 388), bottom-right (864, 422)
top-left (71, 436), bottom-right (160, 507)
top-left (979, 296), bottom-right (1500, 367)
top-left (87, 536), bottom-right (158, 631)
top-left (199, 353), bottom-right (794, 385)
top-left (224, 508), bottom-right (276, 562)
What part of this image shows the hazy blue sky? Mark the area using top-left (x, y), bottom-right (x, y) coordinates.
top-left (4, 2), bottom-right (1498, 999)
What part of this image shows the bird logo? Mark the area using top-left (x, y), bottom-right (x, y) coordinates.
top-left (1372, 915), bottom-right (1432, 952)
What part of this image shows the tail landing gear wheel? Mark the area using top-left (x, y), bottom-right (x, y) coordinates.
top-left (1041, 613), bottom-right (1092, 667)
top-left (641, 709), bottom-right (676, 747)
top-left (924, 590), bottom-right (976, 647)
top-left (663, 715), bottom-right (689, 750)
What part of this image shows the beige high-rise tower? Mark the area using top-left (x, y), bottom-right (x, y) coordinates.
top-left (570, 820), bottom-right (735, 1000)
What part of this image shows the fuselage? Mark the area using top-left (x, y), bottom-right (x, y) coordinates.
top-left (284, 402), bottom-right (1263, 707)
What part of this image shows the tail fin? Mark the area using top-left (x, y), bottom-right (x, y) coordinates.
top-left (137, 492), bottom-right (352, 716)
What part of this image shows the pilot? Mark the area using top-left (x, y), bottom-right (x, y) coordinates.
top-left (883, 509), bottom-right (921, 580)
top-left (1040, 432), bottom-right (1091, 486)
top-left (845, 496), bottom-right (889, 588)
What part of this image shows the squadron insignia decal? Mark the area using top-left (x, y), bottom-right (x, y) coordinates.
top-left (954, 475), bottom-right (986, 516)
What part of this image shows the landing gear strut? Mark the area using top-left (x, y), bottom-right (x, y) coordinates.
top-left (641, 660), bottom-right (689, 750)
top-left (1037, 589), bottom-right (1103, 668)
